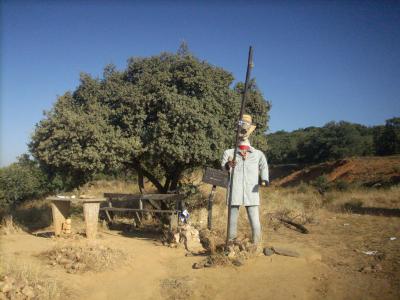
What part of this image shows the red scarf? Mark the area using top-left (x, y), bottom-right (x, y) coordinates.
top-left (239, 145), bottom-right (250, 159)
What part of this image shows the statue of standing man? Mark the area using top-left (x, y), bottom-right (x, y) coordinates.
top-left (221, 114), bottom-right (269, 246)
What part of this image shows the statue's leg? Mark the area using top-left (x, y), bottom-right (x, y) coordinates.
top-left (229, 205), bottom-right (240, 241)
top-left (246, 205), bottom-right (261, 244)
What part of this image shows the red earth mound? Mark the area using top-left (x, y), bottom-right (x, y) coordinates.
top-left (272, 155), bottom-right (400, 187)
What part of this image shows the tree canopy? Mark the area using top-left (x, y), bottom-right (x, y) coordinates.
top-left (267, 118), bottom-right (399, 165)
top-left (0, 154), bottom-right (49, 209)
top-left (30, 49), bottom-right (271, 192)
top-left (374, 117), bottom-right (400, 156)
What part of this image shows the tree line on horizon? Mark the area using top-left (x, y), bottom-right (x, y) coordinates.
top-left (266, 117), bottom-right (400, 165)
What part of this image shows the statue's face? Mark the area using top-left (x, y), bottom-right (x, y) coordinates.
top-left (238, 121), bottom-right (256, 141)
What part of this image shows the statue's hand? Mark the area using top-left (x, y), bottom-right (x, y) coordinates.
top-left (225, 159), bottom-right (237, 170)
top-left (261, 180), bottom-right (269, 187)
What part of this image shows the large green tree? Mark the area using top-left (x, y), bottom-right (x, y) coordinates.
top-left (30, 49), bottom-right (270, 192)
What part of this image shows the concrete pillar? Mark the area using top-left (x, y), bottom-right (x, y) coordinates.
top-left (51, 200), bottom-right (71, 236)
top-left (83, 201), bottom-right (101, 239)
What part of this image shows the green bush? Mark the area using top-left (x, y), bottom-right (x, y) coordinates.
top-left (312, 175), bottom-right (330, 194)
top-left (177, 183), bottom-right (203, 209)
top-left (0, 155), bottom-right (49, 210)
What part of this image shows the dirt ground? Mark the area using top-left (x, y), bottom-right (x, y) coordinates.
top-left (274, 155), bottom-right (400, 187)
top-left (1, 207), bottom-right (399, 300)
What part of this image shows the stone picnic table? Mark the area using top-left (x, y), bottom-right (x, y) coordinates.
top-left (46, 196), bottom-right (106, 239)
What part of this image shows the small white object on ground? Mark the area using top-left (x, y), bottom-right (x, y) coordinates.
top-left (390, 237), bottom-right (396, 241)
top-left (343, 223), bottom-right (350, 226)
top-left (362, 251), bottom-right (378, 255)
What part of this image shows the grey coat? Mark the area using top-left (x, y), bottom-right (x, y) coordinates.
top-left (221, 147), bottom-right (269, 206)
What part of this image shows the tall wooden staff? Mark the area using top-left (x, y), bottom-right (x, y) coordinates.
top-left (226, 46), bottom-right (254, 246)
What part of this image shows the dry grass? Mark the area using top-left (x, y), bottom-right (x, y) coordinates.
top-left (191, 184), bottom-right (322, 240)
top-left (190, 183), bottom-right (400, 242)
top-left (4, 178), bottom-right (397, 238)
top-left (77, 180), bottom-right (399, 235)
top-left (0, 216), bottom-right (23, 235)
top-left (324, 185), bottom-right (400, 209)
top-left (78, 180), bottom-right (140, 197)
top-left (0, 256), bottom-right (65, 299)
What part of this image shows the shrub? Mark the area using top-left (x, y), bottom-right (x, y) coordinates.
top-left (178, 183), bottom-right (203, 210)
top-left (0, 155), bottom-right (49, 211)
top-left (311, 175), bottom-right (330, 194)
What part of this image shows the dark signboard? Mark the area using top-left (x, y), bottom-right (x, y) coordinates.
top-left (202, 167), bottom-right (229, 188)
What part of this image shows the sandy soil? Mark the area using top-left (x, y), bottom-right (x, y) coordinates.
top-left (1, 209), bottom-right (399, 300)
top-left (1, 231), bottom-right (321, 300)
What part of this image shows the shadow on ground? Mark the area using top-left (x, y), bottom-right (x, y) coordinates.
top-left (105, 223), bottom-right (163, 240)
top-left (14, 204), bottom-right (52, 232)
top-left (32, 231), bottom-right (55, 238)
top-left (341, 203), bottom-right (400, 217)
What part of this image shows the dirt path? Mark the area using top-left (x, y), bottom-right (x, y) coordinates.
top-left (3, 208), bottom-right (399, 300)
top-left (162, 250), bottom-right (322, 300)
top-left (1, 230), bottom-right (324, 300)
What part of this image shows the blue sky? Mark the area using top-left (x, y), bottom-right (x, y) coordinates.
top-left (1, 0), bottom-right (400, 166)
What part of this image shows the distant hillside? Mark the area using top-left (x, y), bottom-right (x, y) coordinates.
top-left (271, 155), bottom-right (400, 187)
top-left (266, 118), bottom-right (400, 165)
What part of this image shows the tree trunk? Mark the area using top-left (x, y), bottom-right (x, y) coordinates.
top-left (138, 171), bottom-right (145, 194)
top-left (169, 169), bottom-right (182, 192)
top-left (169, 176), bottom-right (179, 192)
top-left (163, 177), bottom-right (171, 191)
top-left (130, 159), bottom-right (165, 193)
